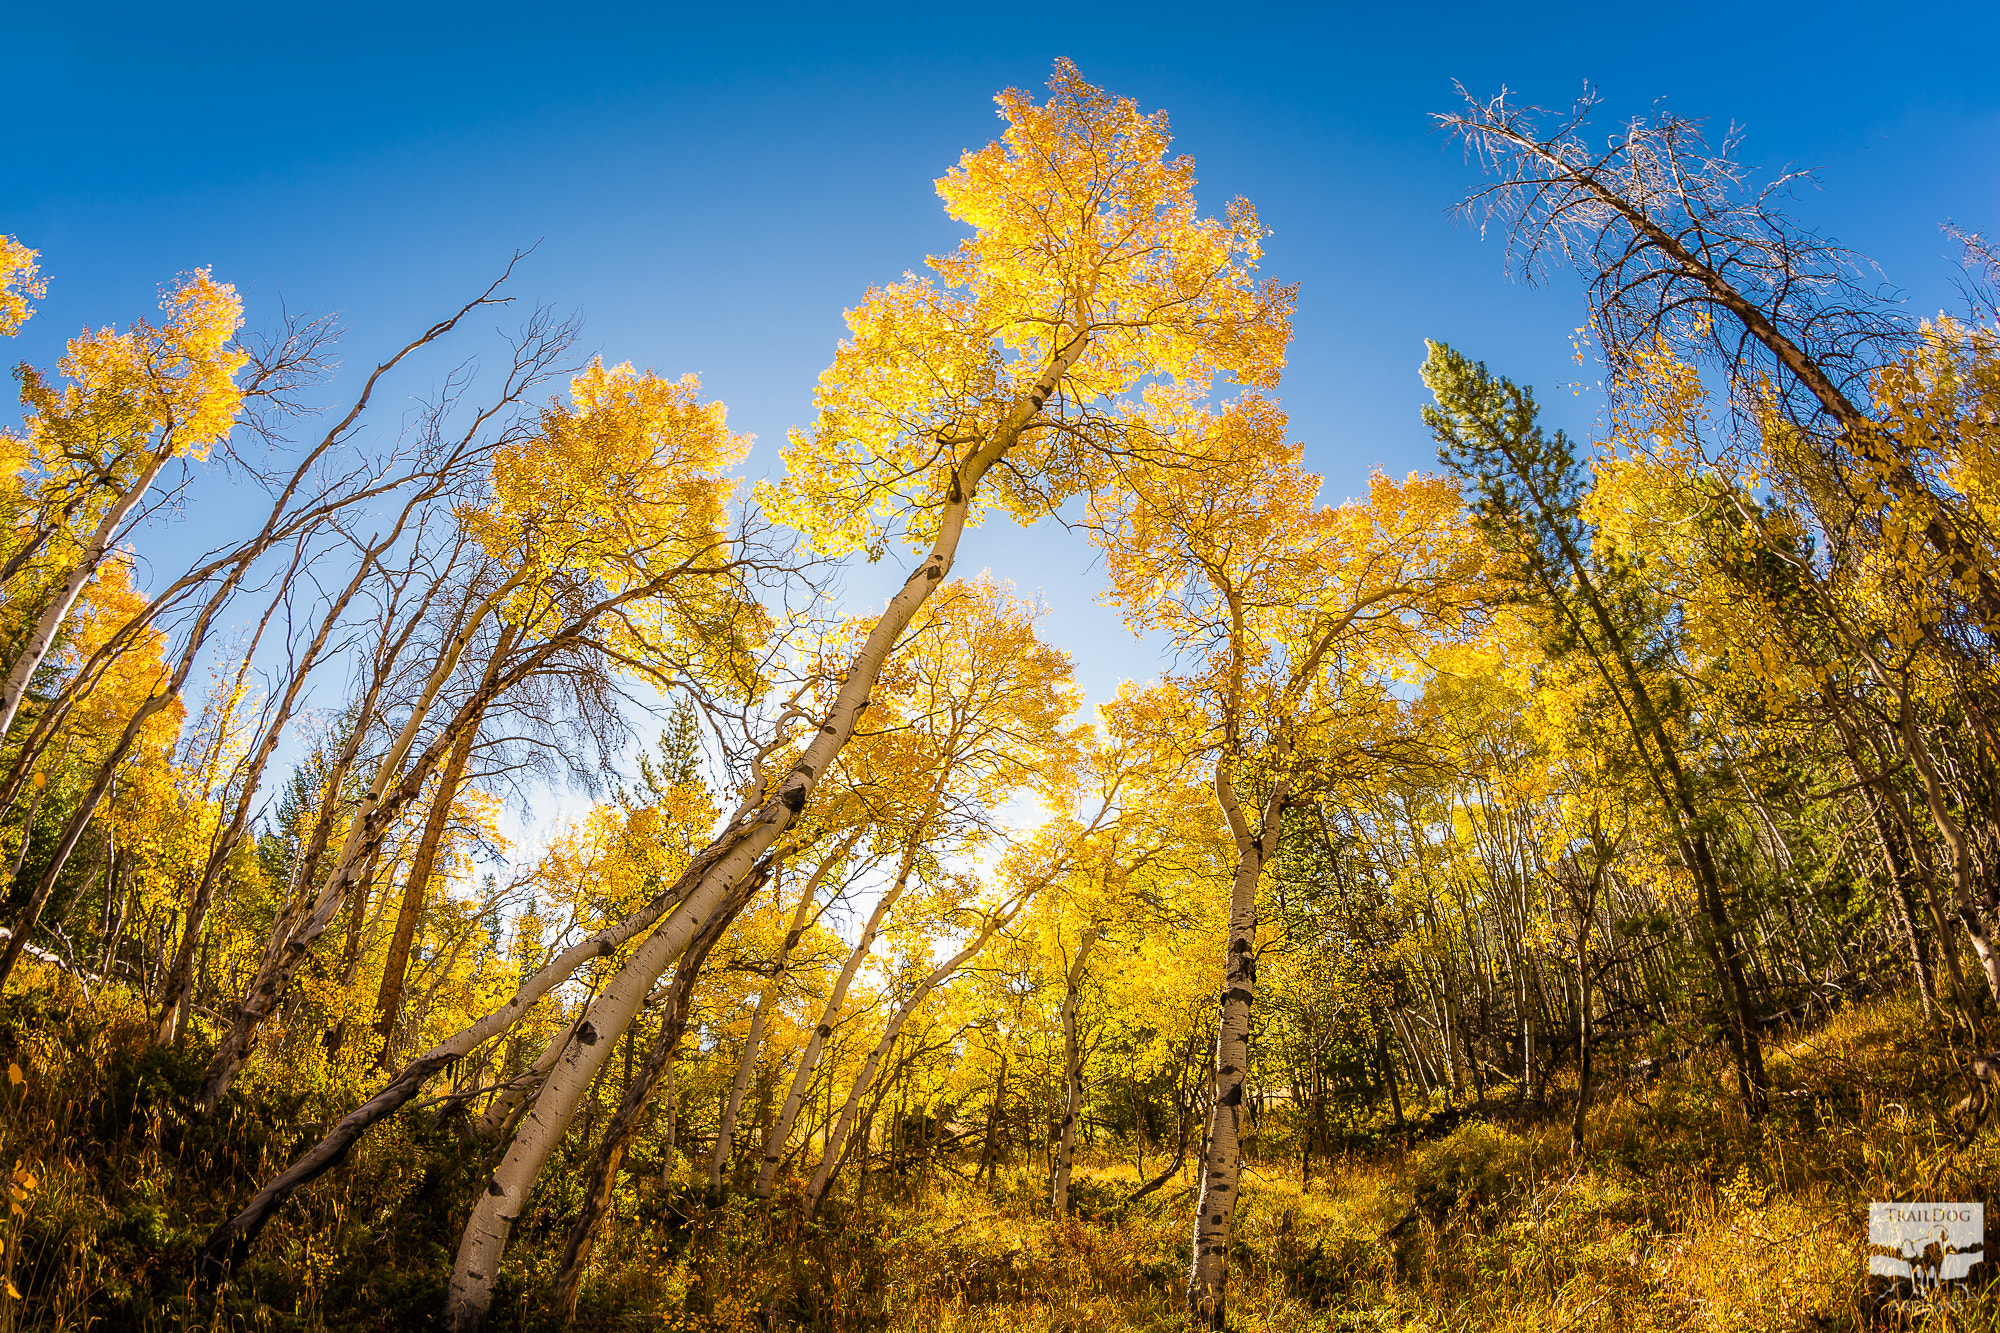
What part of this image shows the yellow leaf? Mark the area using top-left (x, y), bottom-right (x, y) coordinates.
top-left (5, 1064), bottom-right (19, 1086)
top-left (5, 1280), bottom-right (19, 1298)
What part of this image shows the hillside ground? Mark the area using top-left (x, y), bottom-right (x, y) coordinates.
top-left (2, 970), bottom-right (1995, 1331)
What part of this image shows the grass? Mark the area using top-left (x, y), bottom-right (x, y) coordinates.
top-left (1, 964), bottom-right (1996, 1330)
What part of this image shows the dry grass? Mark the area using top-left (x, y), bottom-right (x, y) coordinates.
top-left (1, 967), bottom-right (1996, 1331)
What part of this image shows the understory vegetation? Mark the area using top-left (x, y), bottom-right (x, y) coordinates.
top-left (2, 983), bottom-right (1994, 1329)
top-left (2, 59), bottom-right (1999, 1332)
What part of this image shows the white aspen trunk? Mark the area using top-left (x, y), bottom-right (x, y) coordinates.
top-left (439, 333), bottom-right (1087, 1333)
top-left (473, 1012), bottom-right (584, 1142)
top-left (1050, 925), bottom-right (1102, 1218)
top-left (0, 449), bottom-right (173, 743)
top-left (804, 907), bottom-right (1019, 1215)
top-left (445, 881), bottom-right (745, 1331)
top-left (1187, 768), bottom-right (1284, 1330)
top-left (753, 857), bottom-right (912, 1201)
top-left (708, 837), bottom-right (852, 1200)
top-left (551, 891), bottom-right (740, 1322)
top-left (197, 826), bottom-right (728, 1295)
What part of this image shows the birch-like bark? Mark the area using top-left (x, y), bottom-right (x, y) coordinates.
top-left (707, 834), bottom-right (855, 1201)
top-left (549, 883), bottom-right (745, 1320)
top-left (1187, 767), bottom-right (1285, 1330)
top-left (436, 327), bottom-right (1086, 1332)
top-left (472, 1012), bottom-right (585, 1143)
top-left (753, 848), bottom-right (915, 1201)
top-left (1049, 925), bottom-right (1101, 1218)
top-left (194, 833), bottom-right (719, 1295)
top-left (804, 903), bottom-right (1022, 1216)
top-left (444, 851), bottom-right (764, 1329)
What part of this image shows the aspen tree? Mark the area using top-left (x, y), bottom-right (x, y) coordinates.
top-left (753, 840), bottom-right (916, 1200)
top-left (1098, 398), bottom-right (1471, 1325)
top-left (0, 271), bottom-right (246, 744)
top-left (196, 360), bottom-right (758, 1108)
top-left (438, 63), bottom-right (1287, 1331)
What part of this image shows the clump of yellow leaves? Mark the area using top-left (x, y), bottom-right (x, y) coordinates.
top-left (761, 60), bottom-right (1292, 558)
top-left (469, 359), bottom-right (746, 595)
top-left (15, 268), bottom-right (247, 468)
top-left (463, 357), bottom-right (766, 693)
top-left (0, 236), bottom-right (45, 338)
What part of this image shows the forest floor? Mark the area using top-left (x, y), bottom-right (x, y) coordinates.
top-left (2, 974), bottom-right (1997, 1331)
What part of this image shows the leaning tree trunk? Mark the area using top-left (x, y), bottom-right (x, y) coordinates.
top-left (707, 834), bottom-right (853, 1201)
top-left (1898, 692), bottom-right (2000, 1017)
top-left (439, 340), bottom-right (1083, 1330)
top-left (194, 833), bottom-right (723, 1296)
top-left (202, 327), bottom-right (1085, 1328)
top-left (473, 1011), bottom-right (585, 1143)
top-left (1187, 768), bottom-right (1284, 1330)
top-left (804, 902), bottom-right (1023, 1216)
top-left (200, 561), bottom-right (731, 1110)
top-left (154, 566), bottom-right (299, 1046)
top-left (549, 882), bottom-right (745, 1321)
top-left (1832, 712), bottom-right (1941, 1018)
top-left (752, 842), bottom-right (917, 1201)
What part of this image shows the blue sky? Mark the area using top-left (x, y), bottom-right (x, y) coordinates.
top-left (6, 0), bottom-right (1998, 727)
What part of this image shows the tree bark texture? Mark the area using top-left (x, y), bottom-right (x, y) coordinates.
top-left (549, 882), bottom-right (743, 1321)
top-left (1187, 769), bottom-right (1285, 1329)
